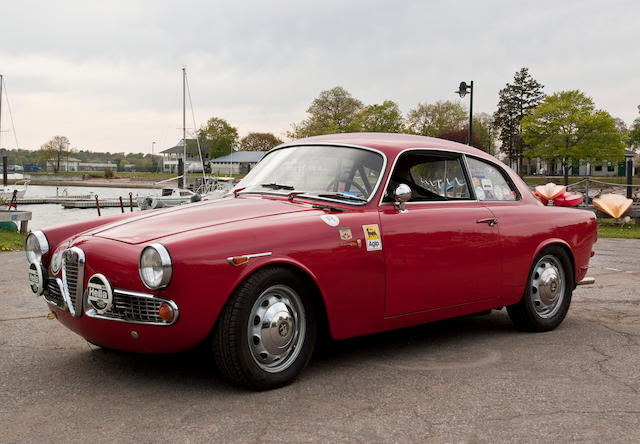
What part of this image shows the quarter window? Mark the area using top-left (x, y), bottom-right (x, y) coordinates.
top-left (466, 157), bottom-right (517, 201)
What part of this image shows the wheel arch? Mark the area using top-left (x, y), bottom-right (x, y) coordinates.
top-left (532, 239), bottom-right (576, 285)
top-left (217, 260), bottom-right (332, 341)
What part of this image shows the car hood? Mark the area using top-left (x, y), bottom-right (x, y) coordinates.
top-left (91, 196), bottom-right (312, 244)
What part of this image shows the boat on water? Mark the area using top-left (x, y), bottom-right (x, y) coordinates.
top-left (137, 186), bottom-right (201, 210)
top-left (1, 180), bottom-right (28, 202)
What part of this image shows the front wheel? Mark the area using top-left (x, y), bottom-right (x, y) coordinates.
top-left (507, 246), bottom-right (573, 332)
top-left (212, 267), bottom-right (317, 390)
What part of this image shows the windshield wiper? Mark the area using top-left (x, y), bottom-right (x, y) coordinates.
top-left (260, 182), bottom-right (295, 190)
top-left (313, 192), bottom-right (368, 202)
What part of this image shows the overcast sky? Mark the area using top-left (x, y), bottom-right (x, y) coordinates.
top-left (0, 0), bottom-right (638, 154)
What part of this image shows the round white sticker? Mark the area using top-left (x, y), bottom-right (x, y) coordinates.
top-left (320, 215), bottom-right (340, 227)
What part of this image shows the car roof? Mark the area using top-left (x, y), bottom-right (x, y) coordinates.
top-left (287, 132), bottom-right (493, 159)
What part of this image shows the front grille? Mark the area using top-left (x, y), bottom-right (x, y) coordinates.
top-left (64, 258), bottom-right (79, 307)
top-left (45, 279), bottom-right (65, 309)
top-left (62, 248), bottom-right (85, 317)
top-left (86, 289), bottom-right (178, 326)
top-left (113, 291), bottom-right (165, 322)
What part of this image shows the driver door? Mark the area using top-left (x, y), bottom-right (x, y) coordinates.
top-left (379, 151), bottom-right (502, 316)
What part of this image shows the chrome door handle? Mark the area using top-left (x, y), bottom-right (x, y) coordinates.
top-left (476, 218), bottom-right (498, 227)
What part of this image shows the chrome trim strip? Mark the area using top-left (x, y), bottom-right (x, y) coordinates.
top-left (84, 289), bottom-right (179, 326)
top-left (461, 153), bottom-right (478, 200)
top-left (227, 251), bottom-right (273, 266)
top-left (235, 142), bottom-right (388, 207)
top-left (58, 276), bottom-right (75, 315)
top-left (577, 276), bottom-right (595, 286)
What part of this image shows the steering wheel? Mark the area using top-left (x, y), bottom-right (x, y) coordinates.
top-left (326, 179), bottom-right (367, 197)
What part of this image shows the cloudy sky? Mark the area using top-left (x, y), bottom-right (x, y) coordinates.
top-left (0, 0), bottom-right (638, 154)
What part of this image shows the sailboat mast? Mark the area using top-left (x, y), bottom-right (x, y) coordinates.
top-left (0, 74), bottom-right (3, 150)
top-left (182, 68), bottom-right (186, 189)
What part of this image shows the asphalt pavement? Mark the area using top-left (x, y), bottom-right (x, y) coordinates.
top-left (1, 238), bottom-right (639, 443)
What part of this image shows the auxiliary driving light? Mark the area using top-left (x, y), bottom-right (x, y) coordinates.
top-left (25, 231), bottom-right (49, 264)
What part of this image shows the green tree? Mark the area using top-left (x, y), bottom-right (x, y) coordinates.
top-left (360, 100), bottom-right (405, 133)
top-left (288, 86), bottom-right (363, 138)
top-left (39, 135), bottom-right (70, 172)
top-left (239, 132), bottom-right (283, 151)
top-left (406, 100), bottom-right (466, 137)
top-left (197, 117), bottom-right (239, 159)
top-left (493, 67), bottom-right (545, 173)
top-left (472, 112), bottom-right (497, 154)
top-left (522, 90), bottom-right (625, 184)
top-left (438, 113), bottom-right (495, 153)
top-left (629, 105), bottom-right (640, 149)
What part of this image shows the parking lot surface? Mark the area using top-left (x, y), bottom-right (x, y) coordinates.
top-left (1, 238), bottom-right (639, 443)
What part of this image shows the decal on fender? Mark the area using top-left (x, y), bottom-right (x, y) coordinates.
top-left (339, 227), bottom-right (352, 240)
top-left (362, 224), bottom-right (382, 251)
top-left (321, 215), bottom-right (340, 227)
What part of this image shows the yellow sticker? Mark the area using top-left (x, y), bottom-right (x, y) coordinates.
top-left (362, 224), bottom-right (382, 251)
top-left (339, 227), bottom-right (352, 240)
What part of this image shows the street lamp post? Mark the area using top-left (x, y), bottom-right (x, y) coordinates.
top-left (455, 80), bottom-right (473, 146)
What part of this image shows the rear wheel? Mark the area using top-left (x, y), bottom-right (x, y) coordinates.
top-left (507, 246), bottom-right (573, 332)
top-left (212, 267), bottom-right (317, 390)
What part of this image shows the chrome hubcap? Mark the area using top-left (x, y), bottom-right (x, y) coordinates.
top-left (248, 284), bottom-right (305, 373)
top-left (530, 255), bottom-right (565, 318)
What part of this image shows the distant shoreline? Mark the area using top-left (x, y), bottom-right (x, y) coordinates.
top-left (25, 178), bottom-right (164, 189)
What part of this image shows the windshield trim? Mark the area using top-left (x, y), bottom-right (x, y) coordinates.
top-left (235, 142), bottom-right (388, 206)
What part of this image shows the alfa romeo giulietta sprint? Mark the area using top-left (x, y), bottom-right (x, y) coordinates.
top-left (25, 133), bottom-right (597, 389)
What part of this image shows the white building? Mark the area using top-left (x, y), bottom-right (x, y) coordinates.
top-left (209, 151), bottom-right (267, 175)
top-left (46, 157), bottom-right (80, 172)
top-left (161, 139), bottom-right (208, 174)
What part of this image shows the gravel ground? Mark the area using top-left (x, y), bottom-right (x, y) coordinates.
top-left (1, 238), bottom-right (639, 443)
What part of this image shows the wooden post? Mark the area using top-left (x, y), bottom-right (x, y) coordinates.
top-left (627, 158), bottom-right (633, 199)
top-left (119, 196), bottom-right (124, 213)
top-left (95, 195), bottom-right (101, 216)
top-left (129, 192), bottom-right (133, 212)
top-left (584, 179), bottom-right (590, 205)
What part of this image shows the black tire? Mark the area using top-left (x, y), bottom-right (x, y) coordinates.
top-left (212, 267), bottom-right (317, 390)
top-left (507, 246), bottom-right (573, 332)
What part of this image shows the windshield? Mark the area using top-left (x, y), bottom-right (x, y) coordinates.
top-left (234, 145), bottom-right (385, 203)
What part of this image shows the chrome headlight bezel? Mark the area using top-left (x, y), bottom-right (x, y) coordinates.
top-left (50, 251), bottom-right (63, 274)
top-left (25, 231), bottom-right (49, 264)
top-left (139, 243), bottom-right (172, 290)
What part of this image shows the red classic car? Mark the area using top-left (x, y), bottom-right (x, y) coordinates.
top-left (25, 133), bottom-right (597, 390)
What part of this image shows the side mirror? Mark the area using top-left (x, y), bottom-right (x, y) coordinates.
top-left (394, 184), bottom-right (411, 213)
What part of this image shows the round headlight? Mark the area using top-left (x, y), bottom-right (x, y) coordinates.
top-left (139, 243), bottom-right (172, 289)
top-left (25, 231), bottom-right (49, 264)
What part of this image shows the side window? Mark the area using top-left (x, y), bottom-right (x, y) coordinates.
top-left (466, 157), bottom-right (517, 201)
top-left (385, 152), bottom-right (470, 202)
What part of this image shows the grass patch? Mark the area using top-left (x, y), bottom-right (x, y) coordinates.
top-left (0, 229), bottom-right (26, 251)
top-left (597, 219), bottom-right (640, 239)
